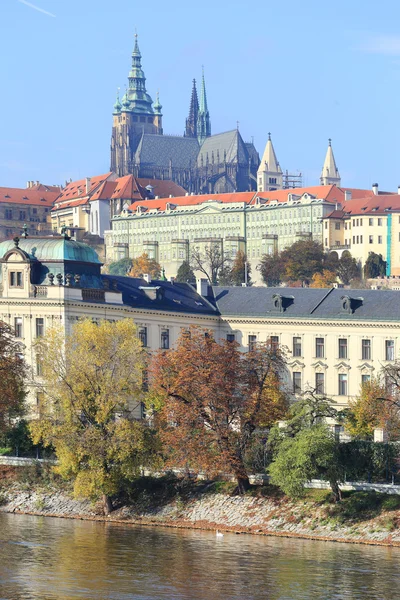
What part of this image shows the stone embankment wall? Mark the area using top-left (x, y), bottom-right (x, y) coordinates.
top-left (2, 484), bottom-right (400, 547)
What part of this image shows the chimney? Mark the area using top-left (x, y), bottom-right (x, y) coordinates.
top-left (372, 183), bottom-right (379, 196)
top-left (85, 177), bottom-right (91, 194)
top-left (196, 277), bottom-right (209, 297)
top-left (169, 194), bottom-right (173, 198)
top-left (26, 181), bottom-right (30, 188)
top-left (185, 192), bottom-right (189, 196)
top-left (36, 181), bottom-right (39, 186)
top-left (143, 273), bottom-right (152, 284)
top-left (344, 190), bottom-right (352, 201)
top-left (397, 185), bottom-right (400, 195)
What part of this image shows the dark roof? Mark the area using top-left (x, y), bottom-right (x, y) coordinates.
top-left (197, 130), bottom-right (249, 166)
top-left (103, 276), bottom-right (217, 315)
top-left (211, 286), bottom-right (400, 321)
top-left (135, 134), bottom-right (199, 169)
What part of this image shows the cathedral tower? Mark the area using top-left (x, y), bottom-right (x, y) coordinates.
top-left (257, 133), bottom-right (283, 192)
top-left (185, 79), bottom-right (199, 138)
top-left (320, 139), bottom-right (341, 186)
top-left (110, 35), bottom-right (163, 176)
top-left (197, 69), bottom-right (211, 145)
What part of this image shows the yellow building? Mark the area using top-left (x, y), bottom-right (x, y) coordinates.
top-left (0, 236), bottom-right (399, 414)
top-left (323, 187), bottom-right (400, 275)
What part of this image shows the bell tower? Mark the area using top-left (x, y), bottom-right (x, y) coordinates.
top-left (110, 34), bottom-right (163, 176)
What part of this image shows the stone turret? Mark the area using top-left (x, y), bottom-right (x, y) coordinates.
top-left (320, 139), bottom-right (341, 186)
top-left (257, 133), bottom-right (283, 192)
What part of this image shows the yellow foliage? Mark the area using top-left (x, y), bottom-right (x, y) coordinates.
top-left (128, 252), bottom-right (161, 279)
top-left (310, 269), bottom-right (337, 288)
top-left (29, 319), bottom-right (159, 509)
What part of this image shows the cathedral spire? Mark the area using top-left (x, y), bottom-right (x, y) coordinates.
top-left (123, 33), bottom-right (154, 114)
top-left (185, 79), bottom-right (199, 138)
top-left (320, 138), bottom-right (341, 186)
top-left (197, 67), bottom-right (211, 144)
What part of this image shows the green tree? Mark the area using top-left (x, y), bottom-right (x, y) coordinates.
top-left (337, 252), bottom-right (361, 285)
top-left (281, 240), bottom-right (324, 285)
top-left (364, 252), bottom-right (387, 279)
top-left (269, 424), bottom-right (343, 501)
top-left (268, 394), bottom-right (344, 501)
top-left (176, 261), bottom-right (195, 283)
top-left (259, 253), bottom-right (285, 286)
top-left (107, 258), bottom-right (133, 276)
top-left (30, 319), bottom-right (159, 514)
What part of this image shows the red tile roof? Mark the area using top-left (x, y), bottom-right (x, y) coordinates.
top-left (137, 178), bottom-right (187, 198)
top-left (0, 187), bottom-right (58, 206)
top-left (128, 191), bottom-right (257, 212)
top-left (29, 183), bottom-right (62, 193)
top-left (55, 173), bottom-right (113, 203)
top-left (325, 194), bottom-right (400, 218)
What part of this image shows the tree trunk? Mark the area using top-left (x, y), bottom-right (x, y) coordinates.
top-left (236, 474), bottom-right (251, 494)
top-left (102, 494), bottom-right (113, 515)
top-left (330, 480), bottom-right (342, 503)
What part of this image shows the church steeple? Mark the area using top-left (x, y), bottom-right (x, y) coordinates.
top-left (124, 33), bottom-right (154, 114)
top-left (185, 79), bottom-right (199, 138)
top-left (197, 68), bottom-right (211, 145)
top-left (257, 133), bottom-right (283, 192)
top-left (320, 138), bottom-right (341, 186)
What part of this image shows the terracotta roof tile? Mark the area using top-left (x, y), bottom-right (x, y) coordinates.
top-left (55, 172), bottom-right (113, 202)
top-left (128, 191), bottom-right (257, 212)
top-left (0, 187), bottom-right (58, 206)
top-left (136, 178), bottom-right (187, 198)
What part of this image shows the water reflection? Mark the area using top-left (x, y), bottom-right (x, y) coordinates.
top-left (0, 513), bottom-right (400, 599)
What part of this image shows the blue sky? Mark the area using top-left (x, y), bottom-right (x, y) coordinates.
top-left (1, 0), bottom-right (399, 190)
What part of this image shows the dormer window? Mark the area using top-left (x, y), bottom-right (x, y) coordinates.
top-left (10, 271), bottom-right (23, 287)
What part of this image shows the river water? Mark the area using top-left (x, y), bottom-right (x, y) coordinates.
top-left (0, 514), bottom-right (400, 600)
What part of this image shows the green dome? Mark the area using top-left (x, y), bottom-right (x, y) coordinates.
top-left (0, 238), bottom-right (101, 264)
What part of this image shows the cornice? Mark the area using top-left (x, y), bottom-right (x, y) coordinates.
top-left (219, 316), bottom-right (400, 329)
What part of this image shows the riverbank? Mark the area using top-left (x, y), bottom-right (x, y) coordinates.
top-left (2, 471), bottom-right (400, 547)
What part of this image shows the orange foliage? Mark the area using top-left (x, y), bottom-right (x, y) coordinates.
top-left (310, 269), bottom-right (337, 288)
top-left (149, 327), bottom-right (289, 492)
top-left (128, 253), bottom-right (161, 279)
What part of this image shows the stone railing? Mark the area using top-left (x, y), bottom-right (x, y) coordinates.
top-left (81, 288), bottom-right (105, 303)
top-left (34, 285), bottom-right (48, 297)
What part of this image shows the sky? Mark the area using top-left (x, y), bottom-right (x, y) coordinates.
top-left (1, 0), bottom-right (400, 190)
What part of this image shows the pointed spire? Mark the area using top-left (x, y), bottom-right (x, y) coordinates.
top-left (121, 33), bottom-right (154, 115)
top-left (256, 133), bottom-right (283, 192)
top-left (197, 67), bottom-right (211, 144)
top-left (320, 138), bottom-right (341, 186)
top-left (113, 88), bottom-right (122, 114)
top-left (154, 90), bottom-right (162, 115)
top-left (185, 79), bottom-right (199, 138)
top-left (260, 133), bottom-right (281, 173)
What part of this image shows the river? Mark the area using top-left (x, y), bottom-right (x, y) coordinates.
top-left (0, 513), bottom-right (400, 599)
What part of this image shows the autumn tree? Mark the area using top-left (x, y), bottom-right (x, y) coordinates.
top-left (29, 319), bottom-right (159, 514)
top-left (229, 250), bottom-right (252, 286)
top-left (258, 253), bottom-right (285, 286)
top-left (0, 322), bottom-right (27, 435)
top-left (148, 326), bottom-right (289, 493)
top-left (129, 252), bottom-right (161, 279)
top-left (176, 261), bottom-right (195, 283)
top-left (364, 252), bottom-right (387, 279)
top-left (190, 244), bottom-right (231, 284)
top-left (107, 258), bottom-right (133, 276)
top-left (345, 378), bottom-right (400, 441)
top-left (310, 269), bottom-right (337, 288)
top-left (281, 239), bottom-right (324, 285)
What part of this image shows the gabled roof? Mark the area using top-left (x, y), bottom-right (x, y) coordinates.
top-left (135, 134), bottom-right (199, 169)
top-left (127, 191), bottom-right (256, 212)
top-left (55, 173), bottom-right (113, 203)
top-left (0, 187), bottom-right (58, 206)
top-left (197, 130), bottom-right (249, 166)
